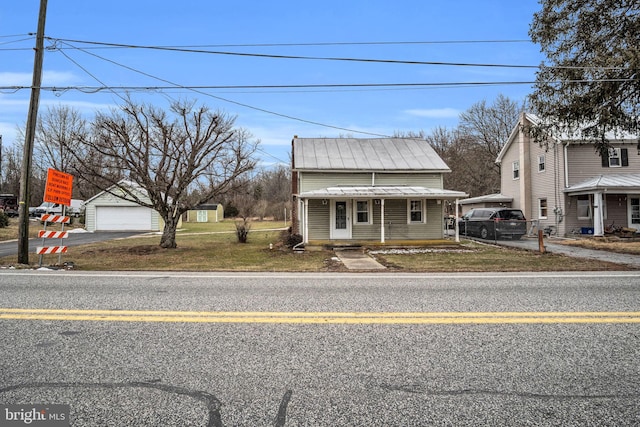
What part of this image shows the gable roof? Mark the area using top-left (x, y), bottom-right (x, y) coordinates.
top-left (292, 137), bottom-right (450, 172)
top-left (496, 113), bottom-right (639, 164)
top-left (84, 180), bottom-right (149, 205)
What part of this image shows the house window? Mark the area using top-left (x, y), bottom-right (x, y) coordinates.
top-left (538, 155), bottom-right (546, 172)
top-left (577, 196), bottom-right (591, 219)
top-left (408, 200), bottom-right (425, 223)
top-left (355, 200), bottom-right (370, 224)
top-left (512, 161), bottom-right (520, 179)
top-left (539, 198), bottom-right (548, 219)
top-left (632, 198), bottom-right (640, 225)
top-left (609, 148), bottom-right (622, 167)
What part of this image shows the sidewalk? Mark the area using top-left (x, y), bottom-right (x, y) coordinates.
top-left (333, 248), bottom-right (386, 270)
top-left (494, 236), bottom-right (640, 269)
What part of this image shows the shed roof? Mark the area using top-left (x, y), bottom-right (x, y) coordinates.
top-left (292, 137), bottom-right (450, 172)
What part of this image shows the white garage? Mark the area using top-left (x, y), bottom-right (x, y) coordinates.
top-left (95, 206), bottom-right (153, 231)
top-left (84, 181), bottom-right (161, 232)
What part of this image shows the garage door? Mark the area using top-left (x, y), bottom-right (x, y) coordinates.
top-left (96, 206), bottom-right (153, 231)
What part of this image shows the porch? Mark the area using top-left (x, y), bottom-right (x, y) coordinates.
top-left (296, 185), bottom-right (467, 244)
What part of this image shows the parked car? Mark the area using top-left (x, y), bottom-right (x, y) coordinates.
top-left (0, 194), bottom-right (18, 217)
top-left (459, 208), bottom-right (527, 240)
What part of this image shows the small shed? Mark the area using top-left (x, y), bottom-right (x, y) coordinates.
top-left (84, 181), bottom-right (161, 232)
top-left (183, 204), bottom-right (224, 223)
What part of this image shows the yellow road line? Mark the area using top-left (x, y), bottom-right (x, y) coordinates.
top-left (1, 308), bottom-right (640, 324)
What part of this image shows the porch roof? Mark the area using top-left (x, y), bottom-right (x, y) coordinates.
top-left (564, 174), bottom-right (640, 194)
top-left (298, 185), bottom-right (468, 199)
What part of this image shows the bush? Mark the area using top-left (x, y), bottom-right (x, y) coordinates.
top-left (0, 211), bottom-right (8, 228)
top-left (280, 228), bottom-right (303, 248)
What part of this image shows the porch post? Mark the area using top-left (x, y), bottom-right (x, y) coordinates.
top-left (455, 198), bottom-right (460, 243)
top-left (303, 198), bottom-right (309, 243)
top-left (380, 199), bottom-right (385, 243)
top-left (593, 192), bottom-right (604, 236)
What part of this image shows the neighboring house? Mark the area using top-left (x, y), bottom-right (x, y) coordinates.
top-left (183, 204), bottom-right (224, 223)
top-left (496, 113), bottom-right (640, 236)
top-left (459, 193), bottom-right (513, 215)
top-left (291, 137), bottom-right (467, 244)
top-left (84, 180), bottom-right (161, 232)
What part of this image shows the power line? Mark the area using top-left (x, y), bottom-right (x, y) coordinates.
top-left (47, 37), bottom-right (541, 69)
top-left (53, 40), bottom-right (391, 137)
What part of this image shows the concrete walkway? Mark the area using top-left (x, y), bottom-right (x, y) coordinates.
top-left (334, 248), bottom-right (386, 270)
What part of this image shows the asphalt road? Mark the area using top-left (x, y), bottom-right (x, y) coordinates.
top-left (1, 271), bottom-right (639, 426)
top-left (0, 231), bottom-right (144, 258)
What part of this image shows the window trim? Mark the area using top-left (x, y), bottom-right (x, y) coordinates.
top-left (353, 199), bottom-right (372, 224)
top-left (407, 199), bottom-right (426, 224)
top-left (538, 198), bottom-right (548, 219)
top-left (577, 196), bottom-right (592, 220)
top-left (512, 161), bottom-right (520, 180)
top-left (608, 148), bottom-right (622, 167)
top-left (538, 154), bottom-right (546, 172)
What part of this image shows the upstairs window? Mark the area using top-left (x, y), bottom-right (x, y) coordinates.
top-left (609, 148), bottom-right (621, 167)
top-left (512, 161), bottom-right (520, 180)
top-left (538, 154), bottom-right (546, 172)
top-left (602, 148), bottom-right (628, 168)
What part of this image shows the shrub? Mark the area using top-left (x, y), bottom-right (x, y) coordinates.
top-left (0, 211), bottom-right (8, 228)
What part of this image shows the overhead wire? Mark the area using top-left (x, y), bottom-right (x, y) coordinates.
top-left (54, 39), bottom-right (392, 137)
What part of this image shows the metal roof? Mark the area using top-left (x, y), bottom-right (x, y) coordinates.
top-left (459, 193), bottom-right (513, 205)
top-left (564, 174), bottom-right (640, 193)
top-left (298, 186), bottom-right (467, 199)
top-left (292, 138), bottom-right (450, 171)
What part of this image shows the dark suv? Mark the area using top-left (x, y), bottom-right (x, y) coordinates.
top-left (459, 208), bottom-right (527, 240)
top-left (0, 194), bottom-right (18, 217)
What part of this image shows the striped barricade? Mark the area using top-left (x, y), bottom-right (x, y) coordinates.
top-left (38, 230), bottom-right (69, 239)
top-left (40, 214), bottom-right (70, 224)
top-left (36, 246), bottom-right (68, 255)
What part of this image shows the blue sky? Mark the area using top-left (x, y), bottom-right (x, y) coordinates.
top-left (1, 1), bottom-right (543, 168)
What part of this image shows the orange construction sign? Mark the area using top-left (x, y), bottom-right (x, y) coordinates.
top-left (44, 168), bottom-right (73, 206)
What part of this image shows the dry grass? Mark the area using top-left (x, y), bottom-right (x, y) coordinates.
top-left (0, 219), bottom-right (637, 271)
top-left (369, 241), bottom-right (630, 272)
top-left (556, 236), bottom-right (640, 255)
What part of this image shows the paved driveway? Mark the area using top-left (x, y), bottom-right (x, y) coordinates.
top-left (0, 231), bottom-right (145, 258)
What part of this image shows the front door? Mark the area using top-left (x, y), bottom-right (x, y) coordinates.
top-left (331, 200), bottom-right (351, 239)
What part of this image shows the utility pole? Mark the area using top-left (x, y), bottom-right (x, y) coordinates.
top-left (18, 0), bottom-right (48, 264)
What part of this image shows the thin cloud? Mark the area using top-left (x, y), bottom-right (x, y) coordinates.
top-left (404, 108), bottom-right (460, 118)
top-left (0, 71), bottom-right (78, 86)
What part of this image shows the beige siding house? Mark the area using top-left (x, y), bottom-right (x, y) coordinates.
top-left (292, 137), bottom-right (467, 245)
top-left (496, 113), bottom-right (640, 236)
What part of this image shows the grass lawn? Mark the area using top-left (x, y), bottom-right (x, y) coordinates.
top-left (0, 218), bottom-right (635, 271)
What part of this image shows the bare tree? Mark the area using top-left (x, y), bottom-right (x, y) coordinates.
top-left (456, 95), bottom-right (522, 195)
top-left (69, 99), bottom-right (258, 248)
